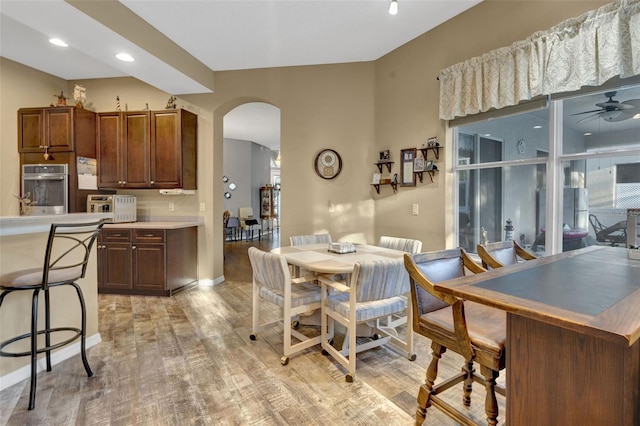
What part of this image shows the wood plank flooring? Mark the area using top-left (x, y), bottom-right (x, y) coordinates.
top-left (1, 231), bottom-right (505, 425)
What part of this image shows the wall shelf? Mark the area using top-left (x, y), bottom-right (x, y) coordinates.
top-left (374, 161), bottom-right (394, 173)
top-left (371, 182), bottom-right (398, 194)
top-left (414, 169), bottom-right (438, 183)
top-left (419, 146), bottom-right (440, 160)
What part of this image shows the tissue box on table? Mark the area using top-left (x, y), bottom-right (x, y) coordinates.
top-left (328, 242), bottom-right (357, 254)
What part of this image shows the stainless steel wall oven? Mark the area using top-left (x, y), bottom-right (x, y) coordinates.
top-left (21, 164), bottom-right (68, 215)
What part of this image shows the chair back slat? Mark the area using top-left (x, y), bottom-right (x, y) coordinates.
top-left (378, 236), bottom-right (422, 254)
top-left (290, 234), bottom-right (332, 246)
top-left (351, 259), bottom-right (408, 302)
top-left (248, 246), bottom-right (289, 291)
top-left (43, 220), bottom-right (105, 288)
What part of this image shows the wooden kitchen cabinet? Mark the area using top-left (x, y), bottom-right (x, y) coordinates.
top-left (98, 226), bottom-right (198, 296)
top-left (97, 109), bottom-right (197, 189)
top-left (18, 106), bottom-right (95, 154)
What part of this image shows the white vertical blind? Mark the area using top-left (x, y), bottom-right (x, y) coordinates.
top-left (439, 0), bottom-right (640, 120)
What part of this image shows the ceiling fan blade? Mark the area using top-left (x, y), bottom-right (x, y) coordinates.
top-left (606, 112), bottom-right (633, 122)
top-left (576, 112), bottom-right (601, 124)
top-left (571, 109), bottom-right (603, 116)
top-left (619, 99), bottom-right (640, 112)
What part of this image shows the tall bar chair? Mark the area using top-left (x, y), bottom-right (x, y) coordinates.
top-left (0, 219), bottom-right (105, 410)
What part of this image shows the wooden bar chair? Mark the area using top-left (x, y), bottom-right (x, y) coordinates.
top-left (404, 249), bottom-right (506, 425)
top-left (0, 219), bottom-right (105, 410)
top-left (477, 240), bottom-right (536, 269)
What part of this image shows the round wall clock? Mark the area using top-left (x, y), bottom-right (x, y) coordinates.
top-left (314, 149), bottom-right (343, 180)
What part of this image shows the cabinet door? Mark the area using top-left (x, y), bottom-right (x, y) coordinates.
top-left (122, 112), bottom-right (150, 188)
top-left (97, 112), bottom-right (121, 188)
top-left (45, 107), bottom-right (73, 151)
top-left (100, 242), bottom-right (133, 289)
top-left (133, 243), bottom-right (166, 290)
top-left (18, 108), bottom-right (45, 152)
top-left (150, 111), bottom-right (181, 188)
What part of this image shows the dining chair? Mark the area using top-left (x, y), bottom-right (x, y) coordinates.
top-left (0, 219), bottom-right (105, 410)
top-left (477, 240), bottom-right (536, 269)
top-left (319, 258), bottom-right (415, 382)
top-left (378, 235), bottom-right (422, 254)
top-left (239, 207), bottom-right (261, 241)
top-left (289, 233), bottom-right (332, 246)
top-left (247, 247), bottom-right (322, 365)
top-left (377, 235), bottom-right (422, 328)
top-left (404, 249), bottom-right (506, 425)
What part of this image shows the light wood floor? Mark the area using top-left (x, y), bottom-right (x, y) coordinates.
top-left (0, 231), bottom-right (505, 425)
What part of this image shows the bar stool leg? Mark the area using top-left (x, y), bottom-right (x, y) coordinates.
top-left (71, 283), bottom-right (93, 377)
top-left (29, 289), bottom-right (40, 410)
top-left (44, 288), bottom-right (52, 372)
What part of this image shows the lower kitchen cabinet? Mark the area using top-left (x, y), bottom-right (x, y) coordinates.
top-left (98, 226), bottom-right (198, 296)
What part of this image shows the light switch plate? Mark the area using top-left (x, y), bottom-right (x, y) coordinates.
top-left (412, 203), bottom-right (419, 215)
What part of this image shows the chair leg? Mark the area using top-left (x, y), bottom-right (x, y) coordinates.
top-left (71, 283), bottom-right (93, 377)
top-left (480, 365), bottom-right (499, 426)
top-left (44, 288), bottom-right (52, 372)
top-left (416, 342), bottom-right (446, 423)
top-left (29, 289), bottom-right (40, 410)
top-left (462, 360), bottom-right (474, 406)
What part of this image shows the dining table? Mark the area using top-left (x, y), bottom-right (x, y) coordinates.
top-left (432, 246), bottom-right (640, 425)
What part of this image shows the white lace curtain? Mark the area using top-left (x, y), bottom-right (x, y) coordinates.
top-left (438, 0), bottom-right (640, 120)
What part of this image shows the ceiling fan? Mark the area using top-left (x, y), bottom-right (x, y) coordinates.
top-left (573, 91), bottom-right (640, 124)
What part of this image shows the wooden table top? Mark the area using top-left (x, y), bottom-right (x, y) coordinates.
top-left (271, 243), bottom-right (406, 274)
top-left (434, 246), bottom-right (640, 346)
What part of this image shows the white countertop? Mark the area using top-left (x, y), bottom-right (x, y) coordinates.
top-left (103, 220), bottom-right (203, 229)
top-left (0, 213), bottom-right (113, 236)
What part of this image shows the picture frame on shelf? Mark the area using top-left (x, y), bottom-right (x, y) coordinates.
top-left (425, 160), bottom-right (434, 171)
top-left (379, 149), bottom-right (390, 162)
top-left (400, 148), bottom-right (416, 187)
top-left (414, 157), bottom-right (424, 172)
top-left (372, 173), bottom-right (381, 184)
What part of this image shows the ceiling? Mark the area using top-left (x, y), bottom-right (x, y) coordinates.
top-left (0, 0), bottom-right (481, 151)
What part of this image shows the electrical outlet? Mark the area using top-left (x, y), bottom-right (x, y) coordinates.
top-left (169, 203), bottom-right (175, 212)
top-left (200, 202), bottom-right (205, 212)
top-left (412, 203), bottom-right (419, 215)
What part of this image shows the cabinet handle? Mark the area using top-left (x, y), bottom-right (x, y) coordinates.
top-left (142, 234), bottom-right (154, 237)
top-left (112, 233), bottom-right (121, 237)
top-left (132, 246), bottom-right (137, 250)
top-left (150, 181), bottom-right (155, 185)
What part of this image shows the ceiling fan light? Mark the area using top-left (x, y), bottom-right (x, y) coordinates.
top-left (389, 0), bottom-right (398, 15)
top-left (601, 110), bottom-right (622, 121)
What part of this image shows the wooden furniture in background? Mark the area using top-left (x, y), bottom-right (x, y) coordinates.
top-left (434, 246), bottom-right (640, 426)
top-left (477, 240), bottom-right (537, 269)
top-left (97, 225), bottom-right (198, 296)
top-left (404, 249), bottom-right (505, 426)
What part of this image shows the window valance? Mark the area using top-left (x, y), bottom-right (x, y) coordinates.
top-left (438, 0), bottom-right (640, 120)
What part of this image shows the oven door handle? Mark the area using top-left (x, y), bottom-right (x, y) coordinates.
top-left (23, 175), bottom-right (66, 180)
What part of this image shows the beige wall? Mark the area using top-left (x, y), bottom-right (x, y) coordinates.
top-left (373, 0), bottom-right (608, 251)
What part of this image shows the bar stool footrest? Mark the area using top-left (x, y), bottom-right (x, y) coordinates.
top-left (0, 327), bottom-right (82, 358)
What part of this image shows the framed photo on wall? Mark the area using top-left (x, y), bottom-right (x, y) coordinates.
top-left (379, 149), bottom-right (391, 162)
top-left (400, 148), bottom-right (416, 186)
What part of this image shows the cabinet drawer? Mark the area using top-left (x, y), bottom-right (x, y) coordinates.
top-left (101, 229), bottom-right (132, 242)
top-left (134, 229), bottom-right (165, 243)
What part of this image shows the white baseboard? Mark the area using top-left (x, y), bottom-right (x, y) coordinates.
top-left (0, 333), bottom-right (102, 392)
top-left (199, 276), bottom-right (225, 286)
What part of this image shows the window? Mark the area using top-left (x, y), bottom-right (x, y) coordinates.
top-left (454, 84), bottom-right (640, 255)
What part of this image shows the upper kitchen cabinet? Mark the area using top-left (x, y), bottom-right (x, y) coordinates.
top-left (18, 106), bottom-right (96, 155)
top-left (97, 109), bottom-right (197, 190)
top-left (151, 109), bottom-right (197, 189)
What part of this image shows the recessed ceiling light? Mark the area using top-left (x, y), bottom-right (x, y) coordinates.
top-left (484, 133), bottom-right (491, 137)
top-left (584, 132), bottom-right (592, 136)
top-left (116, 53), bottom-right (135, 62)
top-left (49, 38), bottom-right (68, 47)
top-left (533, 125), bottom-right (542, 129)
top-left (633, 113), bottom-right (640, 119)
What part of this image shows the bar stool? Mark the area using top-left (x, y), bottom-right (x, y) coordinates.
top-left (0, 219), bottom-right (105, 410)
